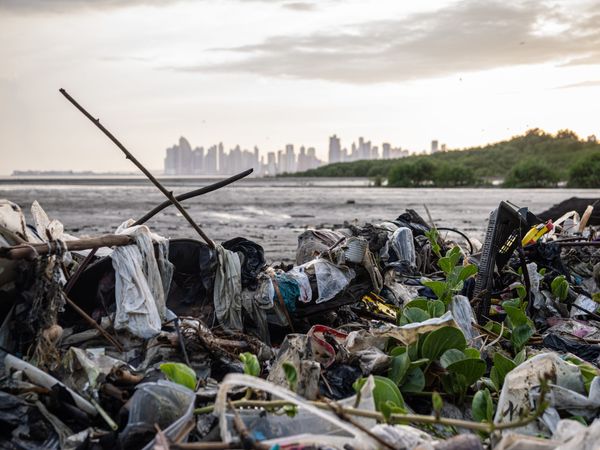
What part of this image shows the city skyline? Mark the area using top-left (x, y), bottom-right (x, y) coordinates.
top-left (163, 133), bottom-right (431, 175)
top-left (2, 0), bottom-right (600, 174)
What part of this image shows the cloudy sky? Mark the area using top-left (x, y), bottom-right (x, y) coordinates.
top-left (1, 0), bottom-right (599, 174)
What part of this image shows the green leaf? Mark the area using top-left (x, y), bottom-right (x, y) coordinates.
top-left (551, 275), bottom-right (569, 301)
top-left (515, 284), bottom-right (527, 301)
top-left (389, 346), bottom-right (407, 357)
top-left (421, 326), bottom-right (467, 361)
top-left (400, 307), bottom-right (430, 325)
top-left (511, 324), bottom-right (534, 352)
top-left (438, 256), bottom-right (453, 276)
top-left (457, 264), bottom-right (478, 282)
top-left (513, 349), bottom-right (527, 366)
top-left (503, 304), bottom-right (529, 328)
top-left (404, 299), bottom-right (430, 311)
top-left (425, 229), bottom-right (441, 258)
top-left (401, 367), bottom-right (425, 393)
top-left (464, 347), bottom-right (480, 359)
top-left (427, 300), bottom-right (445, 318)
top-left (159, 362), bottom-right (197, 391)
top-left (362, 376), bottom-right (405, 413)
top-left (422, 280), bottom-right (448, 300)
top-left (283, 404), bottom-right (298, 417)
top-left (432, 392), bottom-right (443, 415)
top-left (492, 353), bottom-right (516, 388)
top-left (472, 389), bottom-right (493, 423)
top-left (380, 400), bottom-right (406, 422)
top-left (440, 348), bottom-right (466, 368)
top-left (446, 358), bottom-right (486, 387)
top-left (239, 352), bottom-right (260, 377)
top-left (389, 353), bottom-right (410, 386)
top-left (445, 246), bottom-right (462, 269)
top-left (282, 362), bottom-right (298, 391)
top-left (409, 358), bottom-right (430, 368)
top-left (490, 367), bottom-right (501, 391)
top-left (408, 340), bottom-right (420, 361)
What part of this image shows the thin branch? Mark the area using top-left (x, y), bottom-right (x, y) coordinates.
top-left (59, 88), bottom-right (215, 249)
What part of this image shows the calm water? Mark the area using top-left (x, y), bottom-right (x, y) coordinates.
top-left (1, 177), bottom-right (598, 262)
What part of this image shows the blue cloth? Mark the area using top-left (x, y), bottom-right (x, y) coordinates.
top-left (275, 274), bottom-right (300, 313)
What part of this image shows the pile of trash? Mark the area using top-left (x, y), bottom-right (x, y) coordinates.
top-left (0, 193), bottom-right (599, 450)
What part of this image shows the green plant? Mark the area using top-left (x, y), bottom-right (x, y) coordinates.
top-left (354, 376), bottom-right (406, 419)
top-left (282, 362), bottom-right (298, 392)
top-left (490, 350), bottom-right (526, 391)
top-left (472, 389), bottom-right (494, 423)
top-left (160, 362), bottom-right (197, 391)
top-left (421, 246), bottom-right (478, 305)
top-left (502, 299), bottom-right (535, 354)
top-left (551, 275), bottom-right (569, 301)
top-left (439, 346), bottom-right (486, 403)
top-left (239, 352), bottom-right (260, 377)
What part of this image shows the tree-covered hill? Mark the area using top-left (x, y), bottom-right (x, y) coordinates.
top-left (288, 129), bottom-right (600, 187)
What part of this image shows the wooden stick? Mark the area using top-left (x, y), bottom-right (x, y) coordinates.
top-left (134, 168), bottom-right (253, 226)
top-left (0, 234), bottom-right (133, 260)
top-left (64, 293), bottom-right (125, 352)
top-left (59, 88), bottom-right (215, 249)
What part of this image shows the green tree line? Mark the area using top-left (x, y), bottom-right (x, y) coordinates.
top-left (289, 129), bottom-right (600, 188)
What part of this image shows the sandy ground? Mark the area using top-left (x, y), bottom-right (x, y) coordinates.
top-left (1, 177), bottom-right (598, 263)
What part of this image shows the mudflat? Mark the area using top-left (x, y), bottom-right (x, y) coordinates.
top-left (1, 177), bottom-right (597, 262)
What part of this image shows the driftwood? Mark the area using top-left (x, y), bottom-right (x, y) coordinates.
top-left (0, 234), bottom-right (133, 260)
top-left (59, 88), bottom-right (215, 249)
top-left (134, 168), bottom-right (253, 226)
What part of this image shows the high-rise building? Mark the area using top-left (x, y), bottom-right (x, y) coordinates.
top-left (382, 143), bottom-right (391, 159)
top-left (431, 140), bottom-right (439, 153)
top-left (285, 144), bottom-right (296, 173)
top-left (328, 135), bottom-right (341, 163)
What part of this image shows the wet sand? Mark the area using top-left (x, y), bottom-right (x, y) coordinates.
top-left (1, 177), bottom-right (598, 263)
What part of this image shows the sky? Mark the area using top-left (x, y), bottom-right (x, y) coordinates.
top-left (1, 0), bottom-right (600, 174)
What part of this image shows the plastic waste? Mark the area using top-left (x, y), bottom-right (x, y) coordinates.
top-left (542, 334), bottom-right (600, 363)
top-left (494, 353), bottom-right (600, 435)
top-left (296, 229), bottom-right (348, 265)
top-left (522, 220), bottom-right (554, 246)
top-left (570, 294), bottom-right (598, 318)
top-left (214, 373), bottom-right (378, 449)
top-left (304, 257), bottom-right (355, 304)
top-left (390, 226), bottom-right (417, 267)
top-left (120, 380), bottom-right (196, 449)
top-left (222, 237), bottom-right (266, 289)
top-left (286, 266), bottom-right (312, 303)
top-left (450, 295), bottom-right (481, 347)
top-left (4, 353), bottom-right (97, 416)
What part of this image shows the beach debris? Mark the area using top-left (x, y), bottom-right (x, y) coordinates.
top-left (0, 192), bottom-right (598, 450)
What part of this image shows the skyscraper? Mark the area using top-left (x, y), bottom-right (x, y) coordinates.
top-left (328, 135), bottom-right (341, 163)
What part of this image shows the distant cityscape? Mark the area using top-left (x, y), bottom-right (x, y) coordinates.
top-left (163, 136), bottom-right (447, 176)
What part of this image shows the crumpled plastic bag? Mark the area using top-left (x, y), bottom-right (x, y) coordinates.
top-left (111, 220), bottom-right (173, 339)
top-left (494, 352), bottom-right (600, 436)
top-left (303, 258), bottom-right (355, 304)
